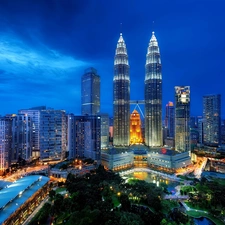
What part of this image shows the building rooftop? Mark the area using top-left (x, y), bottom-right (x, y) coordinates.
top-left (148, 148), bottom-right (179, 156)
top-left (102, 147), bottom-right (132, 155)
top-left (0, 175), bottom-right (49, 224)
top-left (0, 180), bottom-right (12, 189)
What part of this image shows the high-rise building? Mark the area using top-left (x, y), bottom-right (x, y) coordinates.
top-left (165, 101), bottom-right (175, 138)
top-left (203, 94), bottom-right (221, 146)
top-left (20, 107), bottom-right (67, 160)
top-left (67, 114), bottom-right (76, 160)
top-left (190, 116), bottom-right (197, 128)
top-left (67, 114), bottom-right (101, 162)
top-left (221, 120), bottom-right (225, 145)
top-left (145, 32), bottom-right (162, 147)
top-left (197, 118), bottom-right (204, 144)
top-left (130, 110), bottom-right (143, 144)
top-left (0, 115), bottom-right (13, 174)
top-left (175, 86), bottom-right (190, 152)
top-left (19, 106), bottom-right (46, 157)
top-left (12, 114), bottom-right (32, 161)
top-left (99, 113), bottom-right (109, 149)
top-left (39, 109), bottom-right (67, 160)
top-left (113, 33), bottom-right (130, 146)
top-left (81, 67), bottom-right (100, 115)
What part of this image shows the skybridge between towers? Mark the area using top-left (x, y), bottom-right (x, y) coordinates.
top-left (130, 100), bottom-right (145, 119)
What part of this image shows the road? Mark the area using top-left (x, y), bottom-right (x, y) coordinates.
top-left (2, 165), bottom-right (48, 182)
top-left (194, 157), bottom-right (207, 179)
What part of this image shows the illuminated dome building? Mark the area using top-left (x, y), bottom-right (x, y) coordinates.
top-left (113, 33), bottom-right (130, 146)
top-left (130, 110), bottom-right (143, 144)
top-left (145, 32), bottom-right (162, 147)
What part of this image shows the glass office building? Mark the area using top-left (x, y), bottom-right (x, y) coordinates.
top-left (81, 67), bottom-right (100, 115)
top-left (203, 94), bottom-right (221, 146)
top-left (175, 86), bottom-right (190, 152)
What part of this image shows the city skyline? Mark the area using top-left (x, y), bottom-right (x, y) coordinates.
top-left (0, 0), bottom-right (225, 118)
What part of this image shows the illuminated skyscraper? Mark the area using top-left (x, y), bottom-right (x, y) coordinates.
top-left (165, 101), bottom-right (175, 138)
top-left (39, 109), bottom-right (67, 160)
top-left (12, 114), bottom-right (32, 161)
top-left (130, 110), bottom-right (143, 144)
top-left (20, 107), bottom-right (67, 160)
top-left (113, 33), bottom-right (130, 146)
top-left (0, 115), bottom-right (13, 174)
top-left (81, 67), bottom-right (100, 115)
top-left (145, 32), bottom-right (162, 147)
top-left (175, 86), bottom-right (190, 152)
top-left (203, 94), bottom-right (221, 146)
top-left (67, 114), bottom-right (101, 162)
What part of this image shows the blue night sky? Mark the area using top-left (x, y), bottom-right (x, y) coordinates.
top-left (0, 0), bottom-right (225, 118)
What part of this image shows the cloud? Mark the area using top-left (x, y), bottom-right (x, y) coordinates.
top-left (0, 31), bottom-right (91, 114)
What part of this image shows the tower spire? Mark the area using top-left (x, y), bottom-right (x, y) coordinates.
top-left (120, 22), bottom-right (123, 35)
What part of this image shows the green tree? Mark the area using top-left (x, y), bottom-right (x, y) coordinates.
top-left (120, 193), bottom-right (131, 211)
top-left (49, 189), bottom-right (56, 200)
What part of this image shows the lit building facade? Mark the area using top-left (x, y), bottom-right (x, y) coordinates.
top-left (113, 33), bottom-right (130, 146)
top-left (67, 114), bottom-right (101, 163)
top-left (145, 32), bottom-right (162, 147)
top-left (175, 86), bottom-right (190, 152)
top-left (12, 114), bottom-right (32, 161)
top-left (99, 113), bottom-right (109, 149)
top-left (165, 101), bottom-right (175, 138)
top-left (39, 109), bottom-right (67, 160)
top-left (101, 146), bottom-right (191, 171)
top-left (81, 67), bottom-right (100, 115)
top-left (19, 106), bottom-right (46, 157)
top-left (0, 115), bottom-right (13, 174)
top-left (221, 120), bottom-right (225, 145)
top-left (203, 94), bottom-right (221, 146)
top-left (101, 148), bottom-right (133, 171)
top-left (67, 114), bottom-right (76, 159)
top-left (197, 118), bottom-right (204, 144)
top-left (130, 110), bottom-right (143, 144)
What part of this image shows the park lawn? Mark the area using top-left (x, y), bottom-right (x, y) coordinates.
top-left (180, 185), bottom-right (196, 193)
top-left (127, 177), bottom-right (138, 184)
top-left (186, 210), bottom-right (224, 225)
top-left (161, 200), bottom-right (179, 214)
top-left (184, 201), bottom-right (208, 211)
top-left (56, 187), bottom-right (67, 193)
top-left (185, 202), bottom-right (208, 211)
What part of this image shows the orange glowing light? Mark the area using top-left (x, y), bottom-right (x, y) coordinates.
top-left (167, 101), bottom-right (174, 107)
top-left (130, 110), bottom-right (143, 144)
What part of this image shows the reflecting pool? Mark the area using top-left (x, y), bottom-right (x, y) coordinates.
top-left (125, 171), bottom-right (178, 194)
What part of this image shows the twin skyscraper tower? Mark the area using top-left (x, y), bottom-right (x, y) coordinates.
top-left (113, 32), bottom-right (162, 147)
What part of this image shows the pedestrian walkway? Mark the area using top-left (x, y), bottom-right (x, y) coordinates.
top-left (180, 201), bottom-right (208, 214)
